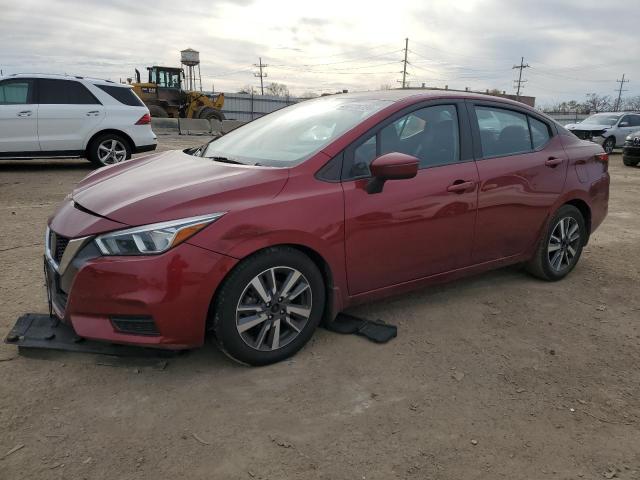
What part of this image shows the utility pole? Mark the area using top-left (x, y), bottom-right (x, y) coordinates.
top-left (401, 38), bottom-right (409, 89)
top-left (614, 73), bottom-right (629, 111)
top-left (512, 57), bottom-right (530, 100)
top-left (254, 57), bottom-right (268, 95)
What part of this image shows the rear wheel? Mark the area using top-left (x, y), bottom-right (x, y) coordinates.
top-left (148, 105), bottom-right (169, 118)
top-left (87, 133), bottom-right (131, 168)
top-left (212, 247), bottom-right (325, 366)
top-left (526, 205), bottom-right (587, 281)
top-left (603, 136), bottom-right (615, 154)
top-left (623, 155), bottom-right (639, 167)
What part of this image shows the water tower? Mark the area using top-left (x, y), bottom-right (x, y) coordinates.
top-left (181, 48), bottom-right (202, 92)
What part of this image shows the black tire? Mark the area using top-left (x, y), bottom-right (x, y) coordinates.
top-left (526, 205), bottom-right (587, 281)
top-left (212, 247), bottom-right (325, 366)
top-left (197, 107), bottom-right (225, 121)
top-left (148, 105), bottom-right (169, 118)
top-left (87, 133), bottom-right (131, 168)
top-left (622, 155), bottom-right (639, 167)
top-left (603, 136), bottom-right (615, 154)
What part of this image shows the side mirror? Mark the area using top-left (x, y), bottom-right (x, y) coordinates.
top-left (366, 152), bottom-right (419, 194)
top-left (619, 121), bottom-right (629, 127)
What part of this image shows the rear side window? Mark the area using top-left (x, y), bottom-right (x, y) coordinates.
top-left (38, 79), bottom-right (100, 104)
top-left (95, 84), bottom-right (144, 107)
top-left (529, 117), bottom-right (551, 149)
top-left (0, 80), bottom-right (33, 104)
top-left (475, 106), bottom-right (531, 157)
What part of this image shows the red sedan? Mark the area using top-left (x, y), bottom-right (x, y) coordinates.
top-left (45, 90), bottom-right (609, 365)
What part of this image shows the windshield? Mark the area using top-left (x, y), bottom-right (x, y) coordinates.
top-left (203, 96), bottom-right (392, 167)
top-left (581, 114), bottom-right (621, 126)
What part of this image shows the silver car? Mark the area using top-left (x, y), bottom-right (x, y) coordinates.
top-left (566, 112), bottom-right (640, 153)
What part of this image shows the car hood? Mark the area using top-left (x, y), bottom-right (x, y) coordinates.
top-left (566, 123), bottom-right (611, 130)
top-left (72, 150), bottom-right (289, 226)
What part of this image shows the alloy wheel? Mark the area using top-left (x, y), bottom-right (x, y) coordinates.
top-left (235, 266), bottom-right (312, 351)
top-left (98, 139), bottom-right (127, 165)
top-left (547, 217), bottom-right (581, 272)
top-left (603, 138), bottom-right (615, 154)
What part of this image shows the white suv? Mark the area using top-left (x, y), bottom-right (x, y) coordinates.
top-left (0, 74), bottom-right (157, 167)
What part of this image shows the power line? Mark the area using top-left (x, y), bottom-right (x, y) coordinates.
top-left (512, 56), bottom-right (530, 99)
top-left (254, 57), bottom-right (268, 95)
top-left (614, 73), bottom-right (629, 111)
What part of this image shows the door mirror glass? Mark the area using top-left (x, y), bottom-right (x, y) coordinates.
top-left (366, 152), bottom-right (418, 194)
top-left (619, 121), bottom-right (629, 127)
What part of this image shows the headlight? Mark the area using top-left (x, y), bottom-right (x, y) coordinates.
top-left (94, 213), bottom-right (225, 256)
top-left (626, 135), bottom-right (632, 141)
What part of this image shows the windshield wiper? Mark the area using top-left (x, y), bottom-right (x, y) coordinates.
top-left (208, 156), bottom-right (245, 165)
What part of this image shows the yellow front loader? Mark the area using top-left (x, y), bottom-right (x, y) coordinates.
top-left (132, 66), bottom-right (225, 121)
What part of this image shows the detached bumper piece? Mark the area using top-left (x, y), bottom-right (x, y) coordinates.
top-left (4, 313), bottom-right (172, 357)
top-left (324, 312), bottom-right (397, 343)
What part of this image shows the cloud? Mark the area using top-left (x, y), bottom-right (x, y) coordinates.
top-left (1, 0), bottom-right (638, 104)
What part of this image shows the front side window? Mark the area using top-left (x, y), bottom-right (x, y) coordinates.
top-left (629, 115), bottom-right (640, 127)
top-left (203, 96), bottom-right (392, 167)
top-left (38, 79), bottom-right (99, 105)
top-left (349, 104), bottom-right (460, 177)
top-left (475, 106), bottom-right (531, 157)
top-left (0, 80), bottom-right (32, 105)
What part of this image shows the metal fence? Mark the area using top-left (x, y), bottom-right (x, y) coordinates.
top-left (208, 93), bottom-right (304, 122)
top-left (544, 111), bottom-right (590, 126)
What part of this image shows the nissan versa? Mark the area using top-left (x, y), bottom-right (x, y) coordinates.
top-left (44, 90), bottom-right (610, 365)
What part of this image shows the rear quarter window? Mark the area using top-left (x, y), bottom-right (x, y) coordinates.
top-left (95, 84), bottom-right (145, 107)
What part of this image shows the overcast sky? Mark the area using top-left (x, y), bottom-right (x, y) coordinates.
top-left (1, 0), bottom-right (638, 106)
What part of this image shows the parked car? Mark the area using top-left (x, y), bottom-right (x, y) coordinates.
top-left (44, 90), bottom-right (610, 365)
top-left (565, 112), bottom-right (640, 154)
top-left (623, 130), bottom-right (640, 166)
top-left (0, 74), bottom-right (157, 167)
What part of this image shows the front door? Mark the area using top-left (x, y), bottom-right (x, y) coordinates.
top-left (343, 102), bottom-right (479, 295)
top-left (36, 78), bottom-right (105, 152)
top-left (468, 102), bottom-right (568, 263)
top-left (0, 78), bottom-right (39, 153)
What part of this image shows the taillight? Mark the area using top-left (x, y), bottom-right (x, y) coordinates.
top-left (135, 113), bottom-right (151, 125)
top-left (595, 152), bottom-right (608, 163)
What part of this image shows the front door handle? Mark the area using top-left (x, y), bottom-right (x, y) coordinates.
top-left (17, 110), bottom-right (32, 117)
top-left (545, 157), bottom-right (563, 167)
top-left (447, 180), bottom-right (475, 193)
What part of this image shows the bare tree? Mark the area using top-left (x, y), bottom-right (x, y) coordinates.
top-left (300, 91), bottom-right (319, 99)
top-left (238, 84), bottom-right (256, 94)
top-left (265, 82), bottom-right (290, 97)
top-left (584, 93), bottom-right (612, 113)
top-left (379, 83), bottom-right (393, 90)
top-left (623, 96), bottom-right (640, 111)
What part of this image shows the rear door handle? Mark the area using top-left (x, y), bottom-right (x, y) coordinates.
top-left (447, 180), bottom-right (475, 193)
top-left (86, 110), bottom-right (100, 116)
top-left (17, 110), bottom-right (32, 117)
top-left (545, 157), bottom-right (563, 167)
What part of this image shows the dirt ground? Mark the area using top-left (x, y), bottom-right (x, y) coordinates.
top-left (1, 137), bottom-right (639, 480)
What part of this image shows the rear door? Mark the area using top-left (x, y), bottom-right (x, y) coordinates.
top-left (0, 78), bottom-right (39, 153)
top-left (343, 101), bottom-right (479, 295)
top-left (468, 101), bottom-right (568, 263)
top-left (37, 78), bottom-right (105, 152)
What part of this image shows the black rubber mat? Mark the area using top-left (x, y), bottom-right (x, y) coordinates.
top-left (4, 313), bottom-right (175, 357)
top-left (325, 312), bottom-right (397, 343)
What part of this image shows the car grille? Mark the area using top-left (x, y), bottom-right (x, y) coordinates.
top-left (571, 130), bottom-right (592, 140)
top-left (54, 236), bottom-right (70, 263)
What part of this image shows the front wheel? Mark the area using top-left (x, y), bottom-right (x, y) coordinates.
top-left (526, 205), bottom-right (587, 281)
top-left (212, 247), bottom-right (325, 366)
top-left (87, 133), bottom-right (131, 168)
top-left (603, 136), bottom-right (615, 154)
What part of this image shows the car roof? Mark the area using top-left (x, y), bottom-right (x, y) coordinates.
top-left (331, 88), bottom-right (536, 110)
top-left (1, 73), bottom-right (124, 86)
